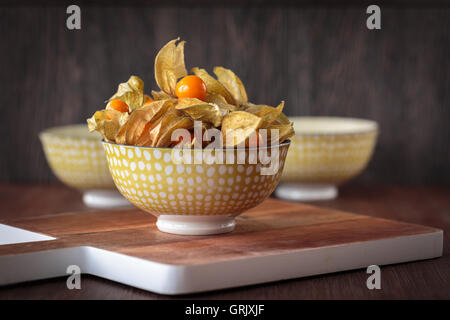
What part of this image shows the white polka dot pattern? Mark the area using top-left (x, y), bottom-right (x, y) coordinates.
top-left (103, 143), bottom-right (290, 216)
top-left (40, 129), bottom-right (115, 190)
top-left (282, 131), bottom-right (377, 184)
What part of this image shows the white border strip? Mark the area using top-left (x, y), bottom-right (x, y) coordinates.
top-left (0, 224), bottom-right (55, 245)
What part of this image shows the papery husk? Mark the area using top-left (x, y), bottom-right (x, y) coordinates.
top-left (143, 94), bottom-right (153, 104)
top-left (115, 123), bottom-right (128, 145)
top-left (154, 38), bottom-right (187, 96)
top-left (213, 66), bottom-right (248, 105)
top-left (205, 93), bottom-right (237, 112)
top-left (87, 109), bottom-right (129, 143)
top-left (152, 90), bottom-right (174, 101)
top-left (125, 99), bottom-right (175, 145)
top-left (221, 111), bottom-right (262, 147)
top-left (191, 67), bottom-right (235, 105)
top-left (242, 101), bottom-right (285, 128)
top-left (108, 75), bottom-right (144, 111)
top-left (155, 116), bottom-right (194, 147)
top-left (176, 98), bottom-right (227, 127)
top-left (266, 123), bottom-right (295, 144)
top-left (273, 112), bottom-right (290, 125)
top-left (135, 113), bottom-right (192, 147)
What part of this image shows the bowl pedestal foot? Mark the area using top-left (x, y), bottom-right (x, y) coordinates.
top-left (275, 183), bottom-right (338, 201)
top-left (82, 190), bottom-right (132, 208)
top-left (156, 215), bottom-right (235, 235)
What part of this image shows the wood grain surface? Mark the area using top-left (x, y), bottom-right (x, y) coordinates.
top-left (0, 197), bottom-right (440, 265)
top-left (0, 183), bottom-right (448, 299)
top-left (0, 4), bottom-right (449, 184)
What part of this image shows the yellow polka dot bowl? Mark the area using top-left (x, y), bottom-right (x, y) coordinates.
top-left (102, 141), bottom-right (290, 235)
top-left (39, 124), bottom-right (131, 208)
top-left (276, 117), bottom-right (378, 201)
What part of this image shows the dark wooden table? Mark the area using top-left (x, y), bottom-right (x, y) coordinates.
top-left (0, 183), bottom-right (448, 299)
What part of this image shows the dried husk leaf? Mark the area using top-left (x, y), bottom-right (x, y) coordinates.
top-left (155, 116), bottom-right (194, 147)
top-left (135, 113), bottom-right (192, 147)
top-left (125, 99), bottom-right (175, 145)
top-left (242, 101), bottom-right (285, 128)
top-left (146, 115), bottom-right (177, 147)
top-left (104, 109), bottom-right (129, 126)
top-left (108, 76), bottom-right (144, 111)
top-left (134, 120), bottom-right (161, 147)
top-left (213, 66), bottom-right (248, 105)
top-left (87, 109), bottom-right (129, 143)
top-left (154, 38), bottom-right (187, 96)
top-left (134, 106), bottom-right (182, 146)
top-left (221, 111), bottom-right (262, 147)
top-left (115, 123), bottom-right (128, 145)
top-left (205, 93), bottom-right (237, 112)
top-left (87, 111), bottom-right (108, 137)
top-left (176, 98), bottom-right (227, 127)
top-left (152, 90), bottom-right (174, 101)
top-left (273, 112), bottom-right (290, 125)
top-left (191, 67), bottom-right (235, 105)
top-left (266, 123), bottom-right (295, 144)
top-left (143, 94), bottom-right (153, 104)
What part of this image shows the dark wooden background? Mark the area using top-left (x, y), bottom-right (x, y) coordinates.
top-left (0, 2), bottom-right (449, 184)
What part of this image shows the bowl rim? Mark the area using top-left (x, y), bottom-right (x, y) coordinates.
top-left (102, 139), bottom-right (291, 151)
top-left (289, 116), bottom-right (378, 136)
top-left (39, 124), bottom-right (101, 141)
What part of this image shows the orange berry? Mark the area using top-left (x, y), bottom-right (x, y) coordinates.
top-left (175, 75), bottom-right (207, 100)
top-left (107, 99), bottom-right (129, 113)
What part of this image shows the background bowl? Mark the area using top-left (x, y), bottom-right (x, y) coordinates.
top-left (39, 124), bottom-right (131, 208)
top-left (276, 117), bottom-right (378, 201)
top-left (103, 142), bottom-right (290, 235)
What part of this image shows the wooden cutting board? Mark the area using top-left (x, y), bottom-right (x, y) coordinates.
top-left (0, 199), bottom-right (443, 295)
